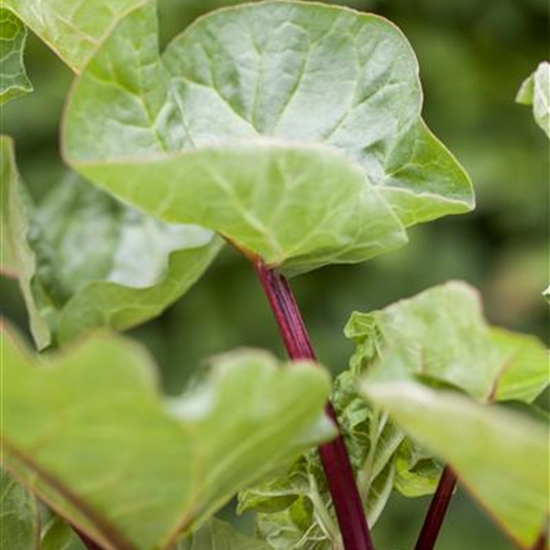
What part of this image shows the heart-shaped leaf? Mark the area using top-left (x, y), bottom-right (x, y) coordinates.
top-left (362, 381), bottom-right (549, 549)
top-left (1, 135), bottom-right (222, 349)
top-left (1, 324), bottom-right (335, 550)
top-left (0, 9), bottom-right (32, 105)
top-left (62, 1), bottom-right (473, 274)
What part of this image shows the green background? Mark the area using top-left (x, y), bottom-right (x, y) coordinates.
top-left (1, 0), bottom-right (548, 548)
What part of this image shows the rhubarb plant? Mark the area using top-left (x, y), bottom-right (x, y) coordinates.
top-left (1, 2), bottom-right (548, 550)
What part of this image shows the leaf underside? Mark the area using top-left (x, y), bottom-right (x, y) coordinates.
top-left (60, 1), bottom-right (473, 274)
top-left (1, 135), bottom-right (222, 349)
top-left (1, 324), bottom-right (335, 550)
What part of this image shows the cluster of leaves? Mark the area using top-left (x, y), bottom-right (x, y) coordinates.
top-left (240, 282), bottom-right (548, 549)
top-left (1, 1), bottom-right (548, 550)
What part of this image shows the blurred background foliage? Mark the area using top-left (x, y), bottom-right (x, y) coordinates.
top-left (1, 0), bottom-right (548, 549)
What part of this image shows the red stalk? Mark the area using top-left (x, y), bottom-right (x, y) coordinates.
top-left (253, 259), bottom-right (375, 550)
top-left (414, 465), bottom-right (457, 550)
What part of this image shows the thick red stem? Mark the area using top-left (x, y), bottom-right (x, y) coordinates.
top-left (253, 260), bottom-right (375, 550)
top-left (414, 466), bottom-right (457, 550)
top-left (531, 528), bottom-right (548, 550)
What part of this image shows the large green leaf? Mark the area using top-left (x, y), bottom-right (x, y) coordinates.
top-left (0, 8), bottom-right (32, 104)
top-left (517, 61), bottom-right (550, 138)
top-left (63, 1), bottom-right (473, 274)
top-left (175, 519), bottom-right (271, 550)
top-left (1, 135), bottom-right (222, 349)
top-left (1, 324), bottom-right (335, 550)
top-left (362, 381), bottom-right (549, 549)
top-left (346, 281), bottom-right (548, 403)
top-left (1, 0), bottom-right (151, 73)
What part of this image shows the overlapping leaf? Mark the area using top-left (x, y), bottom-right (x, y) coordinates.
top-left (363, 382), bottom-right (549, 549)
top-left (351, 281), bottom-right (549, 547)
top-left (1, 324), bottom-right (335, 550)
top-left (1, 135), bottom-right (222, 349)
top-left (517, 61), bottom-right (550, 138)
top-left (346, 281), bottom-right (548, 403)
top-left (0, 8), bottom-right (32, 105)
top-left (61, 1), bottom-right (473, 273)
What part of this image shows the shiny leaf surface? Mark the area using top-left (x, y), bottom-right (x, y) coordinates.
top-left (63, 1), bottom-right (473, 274)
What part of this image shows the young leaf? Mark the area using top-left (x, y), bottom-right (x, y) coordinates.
top-left (1, 324), bottom-right (335, 550)
top-left (1, 135), bottom-right (222, 349)
top-left (0, 9), bottom-right (32, 105)
top-left (362, 381), bottom-right (549, 549)
top-left (63, 1), bottom-right (474, 274)
top-left (175, 519), bottom-right (271, 550)
top-left (1, 0), bottom-right (150, 73)
top-left (346, 281), bottom-right (548, 403)
top-left (516, 61), bottom-right (550, 138)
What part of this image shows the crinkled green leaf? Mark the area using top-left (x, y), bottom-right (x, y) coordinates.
top-left (0, 468), bottom-right (40, 550)
top-left (1, 135), bottom-right (222, 349)
top-left (1, 324), bottom-right (335, 550)
top-left (516, 61), bottom-right (550, 138)
top-left (63, 1), bottom-right (473, 274)
top-left (175, 519), bottom-right (271, 550)
top-left (239, 354), bottom-right (441, 550)
top-left (346, 281), bottom-right (548, 403)
top-left (0, 9), bottom-right (32, 105)
top-left (362, 381), bottom-right (549, 549)
top-left (543, 285), bottom-right (550, 304)
top-left (1, 0), bottom-right (151, 73)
